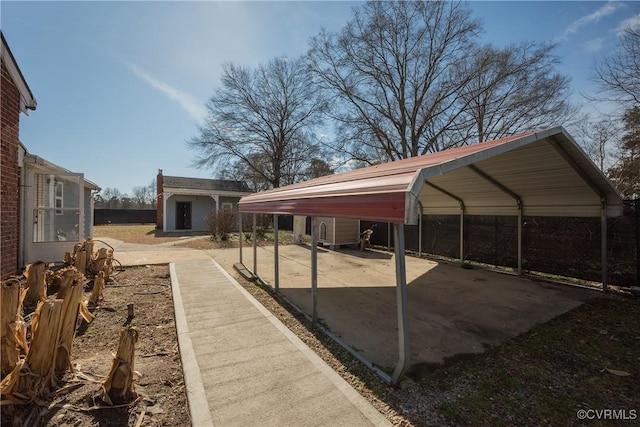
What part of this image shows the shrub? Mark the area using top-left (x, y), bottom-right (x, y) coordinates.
top-left (206, 210), bottom-right (234, 241)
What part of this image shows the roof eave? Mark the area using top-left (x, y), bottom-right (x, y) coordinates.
top-left (1, 32), bottom-right (37, 114)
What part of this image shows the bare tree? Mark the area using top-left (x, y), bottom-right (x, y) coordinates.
top-left (189, 56), bottom-right (326, 189)
top-left (308, 0), bottom-right (481, 163)
top-left (454, 42), bottom-right (576, 143)
top-left (575, 115), bottom-right (619, 171)
top-left (132, 185), bottom-right (149, 209)
top-left (592, 20), bottom-right (640, 106)
top-left (608, 106), bottom-right (640, 197)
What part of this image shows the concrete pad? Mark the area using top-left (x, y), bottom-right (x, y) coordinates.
top-left (208, 244), bottom-right (595, 371)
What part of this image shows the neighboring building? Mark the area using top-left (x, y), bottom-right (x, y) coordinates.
top-left (156, 170), bottom-right (252, 232)
top-left (1, 32), bottom-right (100, 278)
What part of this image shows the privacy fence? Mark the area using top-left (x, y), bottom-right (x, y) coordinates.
top-left (361, 199), bottom-right (639, 287)
top-left (94, 209), bottom-right (156, 225)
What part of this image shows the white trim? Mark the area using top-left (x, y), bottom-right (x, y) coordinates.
top-left (1, 34), bottom-right (37, 113)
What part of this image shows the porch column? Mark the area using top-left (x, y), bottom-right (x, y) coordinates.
top-left (391, 223), bottom-right (410, 385)
top-left (274, 214), bottom-right (279, 292)
top-left (311, 217), bottom-right (318, 324)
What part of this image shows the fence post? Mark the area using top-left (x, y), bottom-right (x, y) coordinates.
top-left (636, 199), bottom-right (640, 287)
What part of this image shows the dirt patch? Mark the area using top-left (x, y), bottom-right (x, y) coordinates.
top-left (1, 265), bottom-right (190, 427)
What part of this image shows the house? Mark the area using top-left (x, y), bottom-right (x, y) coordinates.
top-left (1, 32), bottom-right (100, 278)
top-left (156, 170), bottom-right (252, 232)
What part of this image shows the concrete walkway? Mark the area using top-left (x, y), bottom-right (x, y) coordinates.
top-left (95, 238), bottom-right (390, 425)
top-left (170, 258), bottom-right (390, 427)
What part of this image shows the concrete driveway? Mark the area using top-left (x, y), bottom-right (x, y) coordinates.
top-left (209, 244), bottom-right (595, 373)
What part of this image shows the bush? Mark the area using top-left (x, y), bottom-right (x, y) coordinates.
top-left (206, 210), bottom-right (234, 241)
top-left (241, 213), bottom-right (271, 241)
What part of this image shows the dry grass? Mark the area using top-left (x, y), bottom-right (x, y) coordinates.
top-left (94, 224), bottom-right (305, 250)
top-left (94, 224), bottom-right (207, 245)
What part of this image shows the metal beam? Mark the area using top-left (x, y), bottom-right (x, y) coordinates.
top-left (274, 214), bottom-right (279, 292)
top-left (424, 180), bottom-right (466, 265)
top-left (467, 165), bottom-right (523, 274)
top-left (239, 212), bottom-right (243, 264)
top-left (252, 214), bottom-right (257, 275)
top-left (391, 223), bottom-right (410, 385)
top-left (601, 199), bottom-right (608, 292)
top-left (311, 217), bottom-right (318, 324)
top-left (548, 136), bottom-right (605, 200)
top-left (418, 202), bottom-right (423, 258)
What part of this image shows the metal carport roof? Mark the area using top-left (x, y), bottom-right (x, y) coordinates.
top-left (236, 126), bottom-right (623, 385)
top-left (239, 127), bottom-right (622, 223)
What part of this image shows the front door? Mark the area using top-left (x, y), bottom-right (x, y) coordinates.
top-left (175, 202), bottom-right (192, 230)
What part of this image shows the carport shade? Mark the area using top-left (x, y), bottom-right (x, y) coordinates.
top-left (238, 126), bottom-right (622, 223)
top-left (237, 126), bottom-right (623, 385)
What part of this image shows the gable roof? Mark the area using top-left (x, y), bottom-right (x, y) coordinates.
top-left (163, 175), bottom-right (251, 193)
top-left (1, 32), bottom-right (37, 113)
top-left (238, 127), bottom-right (623, 224)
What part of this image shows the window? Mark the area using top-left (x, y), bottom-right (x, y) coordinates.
top-left (319, 222), bottom-right (327, 240)
top-left (55, 181), bottom-right (63, 215)
top-left (221, 202), bottom-right (233, 213)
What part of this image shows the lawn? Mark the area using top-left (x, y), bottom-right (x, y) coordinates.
top-left (93, 224), bottom-right (306, 249)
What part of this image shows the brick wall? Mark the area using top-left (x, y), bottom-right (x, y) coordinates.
top-left (1, 60), bottom-right (22, 279)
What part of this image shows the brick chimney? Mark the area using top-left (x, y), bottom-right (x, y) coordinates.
top-left (156, 169), bottom-right (163, 230)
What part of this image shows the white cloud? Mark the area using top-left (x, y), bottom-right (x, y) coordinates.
top-left (128, 64), bottom-right (207, 122)
top-left (616, 13), bottom-right (640, 36)
top-left (584, 37), bottom-right (604, 52)
top-left (560, 1), bottom-right (623, 40)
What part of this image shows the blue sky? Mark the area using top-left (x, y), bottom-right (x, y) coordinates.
top-left (2, 1), bottom-right (639, 196)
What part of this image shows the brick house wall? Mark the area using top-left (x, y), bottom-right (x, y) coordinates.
top-left (1, 60), bottom-right (22, 279)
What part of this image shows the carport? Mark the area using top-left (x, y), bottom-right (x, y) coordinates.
top-left (237, 127), bottom-right (623, 385)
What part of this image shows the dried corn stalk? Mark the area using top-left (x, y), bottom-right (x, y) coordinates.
top-left (55, 267), bottom-right (84, 300)
top-left (1, 278), bottom-right (28, 378)
top-left (101, 326), bottom-right (139, 405)
top-left (0, 300), bottom-right (64, 402)
top-left (55, 280), bottom-right (85, 375)
top-left (89, 271), bottom-right (106, 305)
top-left (91, 247), bottom-right (114, 279)
top-left (23, 261), bottom-right (48, 308)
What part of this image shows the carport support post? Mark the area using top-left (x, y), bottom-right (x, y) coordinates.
top-left (274, 214), bottom-right (279, 292)
top-left (601, 200), bottom-right (608, 292)
top-left (253, 214), bottom-right (257, 275)
top-left (311, 217), bottom-right (318, 324)
top-left (239, 212), bottom-right (243, 264)
top-left (391, 223), bottom-right (410, 385)
top-left (517, 203), bottom-right (523, 275)
top-left (459, 204), bottom-right (465, 266)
